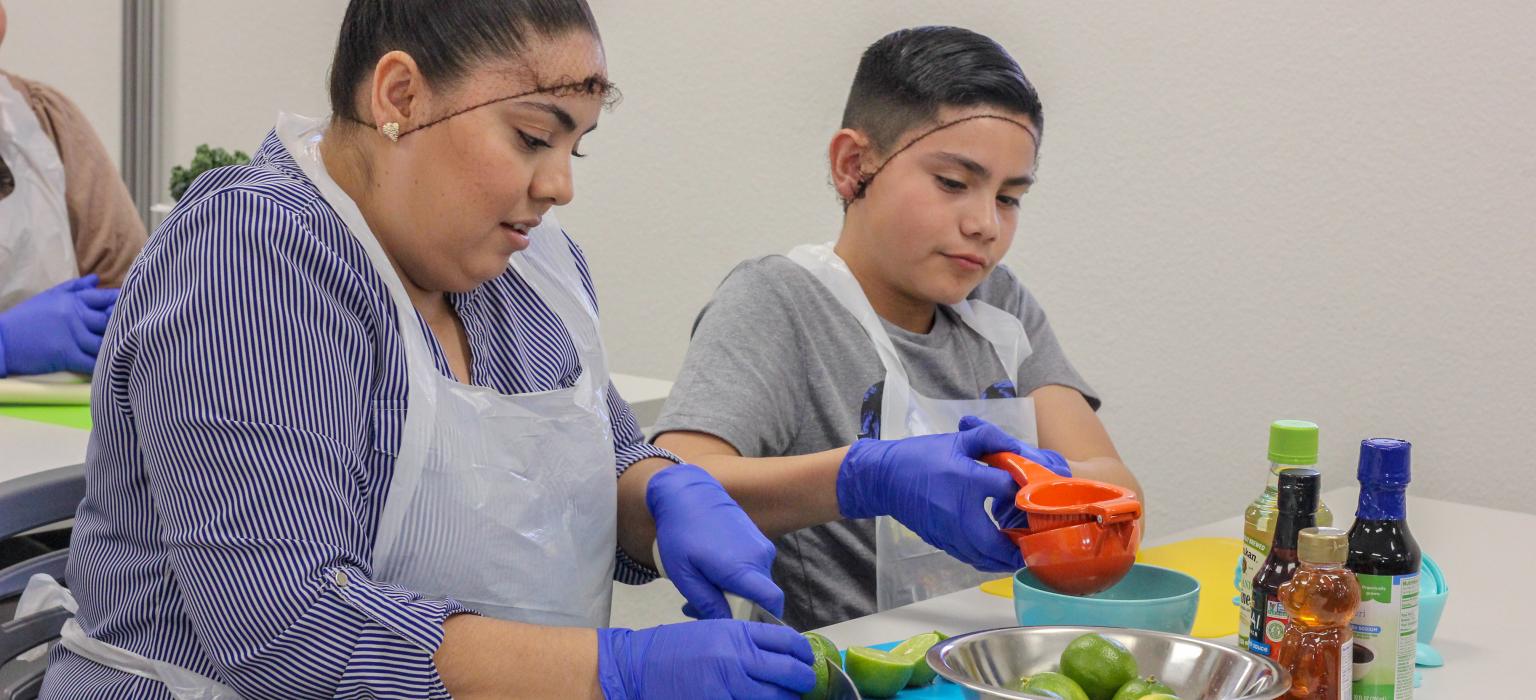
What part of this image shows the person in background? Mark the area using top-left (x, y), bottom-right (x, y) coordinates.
top-left (0, 0), bottom-right (144, 378)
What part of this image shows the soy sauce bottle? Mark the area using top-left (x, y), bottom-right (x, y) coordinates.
top-left (1248, 468), bottom-right (1320, 658)
top-left (1347, 439), bottom-right (1420, 700)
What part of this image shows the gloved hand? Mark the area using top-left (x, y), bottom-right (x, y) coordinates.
top-left (953, 416), bottom-right (1072, 531)
top-left (838, 416), bottom-right (1056, 572)
top-left (648, 464), bottom-right (785, 620)
top-left (959, 415), bottom-right (1071, 479)
top-left (0, 275), bottom-right (119, 377)
top-left (597, 620), bottom-right (816, 700)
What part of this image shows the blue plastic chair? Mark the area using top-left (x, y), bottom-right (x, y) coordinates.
top-left (0, 463), bottom-right (85, 700)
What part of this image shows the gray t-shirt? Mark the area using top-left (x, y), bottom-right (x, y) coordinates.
top-left (653, 254), bottom-right (1099, 629)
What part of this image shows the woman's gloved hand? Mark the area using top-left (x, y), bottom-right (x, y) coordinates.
top-left (837, 416), bottom-right (1054, 572)
top-left (648, 464), bottom-right (785, 620)
top-left (0, 275), bottom-right (119, 377)
top-left (596, 620), bottom-right (816, 700)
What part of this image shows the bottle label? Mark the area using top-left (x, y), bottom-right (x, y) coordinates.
top-left (1247, 595), bottom-right (1288, 658)
top-left (1238, 533), bottom-right (1269, 649)
top-left (1351, 572), bottom-right (1418, 699)
top-left (1341, 637), bottom-right (1355, 692)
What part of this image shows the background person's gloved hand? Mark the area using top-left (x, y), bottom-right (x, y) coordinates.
top-left (648, 464), bottom-right (785, 620)
top-left (597, 620), bottom-right (816, 700)
top-left (837, 416), bottom-right (1046, 572)
top-left (0, 275), bottom-right (119, 377)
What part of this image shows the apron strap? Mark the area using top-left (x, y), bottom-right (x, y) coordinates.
top-left (274, 113), bottom-right (440, 567)
top-left (787, 243), bottom-right (1032, 392)
top-left (948, 298), bottom-right (1030, 390)
top-left (507, 219), bottom-right (612, 426)
top-left (16, 575), bottom-right (244, 699)
top-left (786, 243), bottom-right (915, 423)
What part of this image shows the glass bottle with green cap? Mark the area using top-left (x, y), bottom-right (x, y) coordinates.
top-left (1238, 420), bottom-right (1335, 650)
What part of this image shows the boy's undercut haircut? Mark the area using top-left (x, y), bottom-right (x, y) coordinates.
top-left (841, 26), bottom-right (1044, 155)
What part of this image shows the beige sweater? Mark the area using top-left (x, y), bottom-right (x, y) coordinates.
top-left (1, 69), bottom-right (146, 287)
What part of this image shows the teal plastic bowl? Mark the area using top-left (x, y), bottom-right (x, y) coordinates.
top-left (1419, 552), bottom-right (1447, 644)
top-left (1014, 563), bottom-right (1201, 634)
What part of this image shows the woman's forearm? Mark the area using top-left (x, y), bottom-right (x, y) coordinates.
top-left (435, 614), bottom-right (603, 700)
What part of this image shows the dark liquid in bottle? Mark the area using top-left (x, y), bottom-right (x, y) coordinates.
top-left (1249, 468), bottom-right (1320, 657)
top-left (1345, 520), bottom-right (1419, 577)
top-left (1346, 438), bottom-right (1420, 699)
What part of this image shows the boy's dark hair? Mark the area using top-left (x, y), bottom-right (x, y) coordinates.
top-left (841, 26), bottom-right (1043, 154)
top-left (328, 0), bottom-right (601, 123)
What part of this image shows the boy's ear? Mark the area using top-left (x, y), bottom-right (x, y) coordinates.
top-left (829, 128), bottom-right (876, 202)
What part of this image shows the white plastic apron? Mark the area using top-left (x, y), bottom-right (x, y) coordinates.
top-left (787, 243), bottom-right (1037, 611)
top-left (15, 114), bottom-right (620, 699)
top-left (0, 78), bottom-right (77, 311)
top-left (278, 112), bottom-right (618, 627)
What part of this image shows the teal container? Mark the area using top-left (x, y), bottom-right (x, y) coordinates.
top-left (1418, 552), bottom-right (1447, 644)
top-left (1014, 563), bottom-right (1200, 634)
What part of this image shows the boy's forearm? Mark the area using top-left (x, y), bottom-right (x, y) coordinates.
top-left (1068, 456), bottom-right (1143, 503)
top-left (655, 433), bottom-right (848, 539)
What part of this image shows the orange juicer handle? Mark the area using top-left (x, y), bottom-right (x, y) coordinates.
top-left (983, 452), bottom-right (1144, 525)
top-left (981, 452), bottom-right (1064, 488)
top-left (1082, 496), bottom-right (1142, 525)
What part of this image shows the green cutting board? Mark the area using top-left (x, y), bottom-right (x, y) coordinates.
top-left (0, 404), bottom-right (92, 430)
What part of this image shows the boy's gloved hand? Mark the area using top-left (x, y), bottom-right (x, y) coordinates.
top-left (597, 620), bottom-right (816, 700)
top-left (963, 414), bottom-right (1070, 479)
top-left (837, 416), bottom-right (1032, 572)
top-left (954, 415), bottom-right (1072, 531)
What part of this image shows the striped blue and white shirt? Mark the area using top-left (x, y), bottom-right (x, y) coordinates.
top-left (43, 131), bottom-right (673, 699)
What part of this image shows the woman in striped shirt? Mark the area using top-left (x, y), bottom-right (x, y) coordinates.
top-left (36, 1), bottom-right (815, 698)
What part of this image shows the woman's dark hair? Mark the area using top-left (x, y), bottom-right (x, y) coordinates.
top-left (841, 26), bottom-right (1043, 154)
top-left (328, 0), bottom-right (601, 123)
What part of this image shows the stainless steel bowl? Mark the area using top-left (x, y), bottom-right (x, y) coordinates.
top-left (927, 626), bottom-right (1290, 700)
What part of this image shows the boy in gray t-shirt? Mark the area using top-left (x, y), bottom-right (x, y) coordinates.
top-left (653, 27), bottom-right (1141, 630)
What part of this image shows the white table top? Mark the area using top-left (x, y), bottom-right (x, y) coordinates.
top-left (0, 414), bottom-right (90, 482)
top-left (813, 487), bottom-right (1533, 699)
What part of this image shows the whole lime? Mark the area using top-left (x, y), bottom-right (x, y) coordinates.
top-left (1018, 671), bottom-right (1090, 700)
top-left (1110, 675), bottom-right (1177, 700)
top-left (1060, 634), bottom-right (1139, 700)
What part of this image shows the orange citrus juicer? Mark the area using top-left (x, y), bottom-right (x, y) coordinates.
top-left (983, 452), bottom-right (1144, 596)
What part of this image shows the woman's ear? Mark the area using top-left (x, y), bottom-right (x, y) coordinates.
top-left (368, 50), bottom-right (424, 131)
top-left (828, 128), bottom-right (876, 202)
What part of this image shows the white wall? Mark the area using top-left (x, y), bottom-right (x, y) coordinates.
top-left (5, 2), bottom-right (1532, 536)
top-left (0, 1), bottom-right (122, 166)
top-left (569, 2), bottom-right (1536, 536)
top-left (159, 0), bottom-right (345, 202)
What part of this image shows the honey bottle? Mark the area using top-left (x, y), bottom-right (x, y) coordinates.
top-left (1276, 527), bottom-right (1361, 700)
